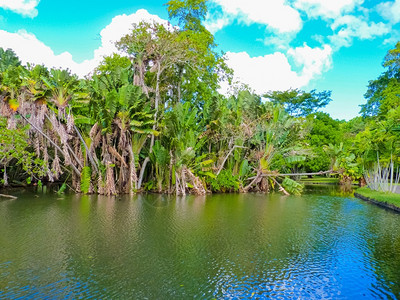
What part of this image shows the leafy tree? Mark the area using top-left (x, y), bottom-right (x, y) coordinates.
top-left (302, 112), bottom-right (343, 172)
top-left (264, 89), bottom-right (332, 117)
top-left (0, 48), bottom-right (21, 72)
top-left (166, 0), bottom-right (207, 30)
top-left (361, 42), bottom-right (400, 118)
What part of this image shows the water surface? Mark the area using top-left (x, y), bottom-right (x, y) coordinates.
top-left (1, 186), bottom-right (400, 299)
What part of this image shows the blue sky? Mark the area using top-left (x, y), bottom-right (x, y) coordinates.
top-left (0, 0), bottom-right (399, 120)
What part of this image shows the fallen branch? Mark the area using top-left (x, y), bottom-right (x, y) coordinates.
top-left (0, 193), bottom-right (17, 200)
top-left (271, 177), bottom-right (290, 195)
top-left (242, 170), bottom-right (262, 192)
top-left (246, 170), bottom-right (335, 181)
top-left (277, 170), bottom-right (336, 176)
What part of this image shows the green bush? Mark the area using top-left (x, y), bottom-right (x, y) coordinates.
top-left (0, 117), bottom-right (46, 185)
top-left (208, 169), bottom-right (240, 192)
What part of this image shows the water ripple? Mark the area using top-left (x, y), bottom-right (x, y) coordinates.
top-left (1, 191), bottom-right (400, 298)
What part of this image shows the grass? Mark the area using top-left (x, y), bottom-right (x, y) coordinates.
top-left (355, 186), bottom-right (400, 209)
top-left (300, 176), bottom-right (339, 184)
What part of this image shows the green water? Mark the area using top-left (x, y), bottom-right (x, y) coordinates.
top-left (1, 186), bottom-right (400, 299)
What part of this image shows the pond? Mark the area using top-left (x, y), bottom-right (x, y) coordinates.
top-left (1, 186), bottom-right (400, 299)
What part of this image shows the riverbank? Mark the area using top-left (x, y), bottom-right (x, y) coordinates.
top-left (354, 187), bottom-right (400, 212)
top-left (300, 176), bottom-right (339, 185)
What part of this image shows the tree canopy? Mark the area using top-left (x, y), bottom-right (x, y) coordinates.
top-left (264, 89), bottom-right (332, 117)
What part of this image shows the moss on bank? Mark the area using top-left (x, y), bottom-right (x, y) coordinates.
top-left (355, 187), bottom-right (400, 211)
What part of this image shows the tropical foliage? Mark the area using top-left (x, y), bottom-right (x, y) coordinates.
top-left (0, 1), bottom-right (398, 195)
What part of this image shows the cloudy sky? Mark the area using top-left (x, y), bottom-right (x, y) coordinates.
top-left (0, 0), bottom-right (399, 119)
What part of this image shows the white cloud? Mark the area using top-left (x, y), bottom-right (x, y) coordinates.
top-left (224, 52), bottom-right (299, 94)
top-left (383, 30), bottom-right (400, 45)
top-left (263, 33), bottom-right (296, 50)
top-left (329, 15), bottom-right (390, 49)
top-left (295, 0), bottom-right (364, 19)
top-left (377, 0), bottom-right (400, 24)
top-left (204, 10), bottom-right (232, 34)
top-left (0, 0), bottom-right (39, 18)
top-left (92, 9), bottom-right (170, 62)
top-left (288, 44), bottom-right (332, 83)
top-left (0, 29), bottom-right (94, 76)
top-left (0, 9), bottom-right (169, 77)
top-left (208, 0), bottom-right (302, 33)
top-left (223, 45), bottom-right (332, 95)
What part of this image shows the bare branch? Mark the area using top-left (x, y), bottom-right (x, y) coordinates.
top-left (216, 145), bottom-right (247, 176)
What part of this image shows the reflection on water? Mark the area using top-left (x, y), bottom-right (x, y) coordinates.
top-left (1, 188), bottom-right (400, 299)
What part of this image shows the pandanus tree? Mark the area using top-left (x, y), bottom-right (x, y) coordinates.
top-left (0, 56), bottom-right (84, 186)
top-left (41, 69), bottom-right (85, 186)
top-left (162, 101), bottom-right (210, 195)
top-left (87, 64), bottom-right (156, 195)
top-left (0, 57), bottom-right (47, 185)
top-left (15, 67), bottom-right (86, 188)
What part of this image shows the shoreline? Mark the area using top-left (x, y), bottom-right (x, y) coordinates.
top-left (354, 187), bottom-right (400, 213)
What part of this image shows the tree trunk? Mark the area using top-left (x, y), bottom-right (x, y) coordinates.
top-left (138, 157), bottom-right (149, 190)
top-left (138, 64), bottom-right (161, 190)
top-left (74, 125), bottom-right (99, 173)
top-left (128, 146), bottom-right (138, 193)
top-left (181, 169), bottom-right (186, 195)
top-left (272, 177), bottom-right (290, 195)
top-left (3, 165), bottom-right (8, 186)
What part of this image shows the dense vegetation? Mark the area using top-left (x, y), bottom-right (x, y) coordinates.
top-left (0, 1), bottom-right (399, 196)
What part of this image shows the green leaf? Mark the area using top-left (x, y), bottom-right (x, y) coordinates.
top-left (198, 171), bottom-right (216, 178)
top-left (74, 115), bottom-right (94, 125)
top-left (80, 166), bottom-right (91, 194)
top-left (282, 177), bottom-right (304, 195)
top-left (130, 120), bottom-right (143, 126)
top-left (200, 159), bottom-right (214, 166)
top-left (57, 183), bottom-right (67, 195)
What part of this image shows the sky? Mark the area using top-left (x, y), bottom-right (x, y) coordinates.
top-left (0, 0), bottom-right (399, 120)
